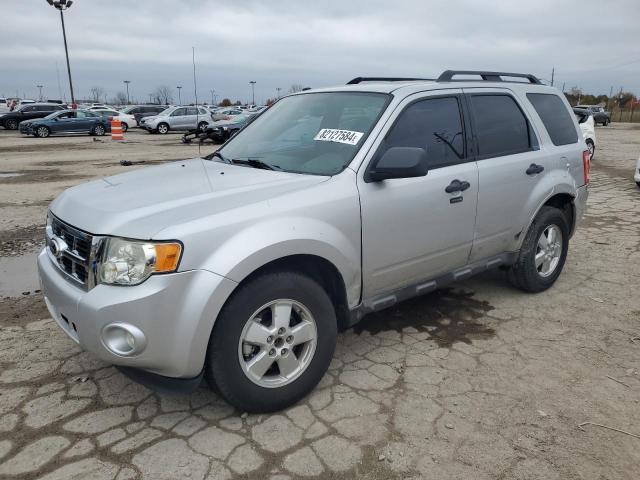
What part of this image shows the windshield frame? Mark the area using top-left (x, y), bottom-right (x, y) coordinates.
top-left (207, 91), bottom-right (392, 176)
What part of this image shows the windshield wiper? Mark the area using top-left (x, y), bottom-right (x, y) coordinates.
top-left (205, 151), bottom-right (230, 163)
top-left (231, 158), bottom-right (281, 171)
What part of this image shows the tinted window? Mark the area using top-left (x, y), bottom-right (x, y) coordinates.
top-left (172, 108), bottom-right (187, 116)
top-left (527, 93), bottom-right (579, 146)
top-left (21, 106), bottom-right (35, 112)
top-left (377, 97), bottom-right (465, 169)
top-left (468, 94), bottom-right (531, 157)
top-left (186, 107), bottom-right (199, 115)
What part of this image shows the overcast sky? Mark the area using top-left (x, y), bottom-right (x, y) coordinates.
top-left (2, 0), bottom-right (639, 104)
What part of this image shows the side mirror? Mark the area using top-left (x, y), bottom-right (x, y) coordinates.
top-left (366, 147), bottom-right (428, 182)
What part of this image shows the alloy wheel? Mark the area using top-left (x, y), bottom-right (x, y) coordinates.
top-left (238, 299), bottom-right (317, 388)
top-left (535, 224), bottom-right (563, 277)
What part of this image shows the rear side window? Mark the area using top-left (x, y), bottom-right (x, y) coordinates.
top-left (468, 94), bottom-right (532, 158)
top-left (378, 96), bottom-right (465, 169)
top-left (527, 93), bottom-right (578, 146)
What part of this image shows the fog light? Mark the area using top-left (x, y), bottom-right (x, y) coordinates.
top-left (102, 323), bottom-right (146, 356)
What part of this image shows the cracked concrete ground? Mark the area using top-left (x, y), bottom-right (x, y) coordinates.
top-left (0, 125), bottom-right (639, 479)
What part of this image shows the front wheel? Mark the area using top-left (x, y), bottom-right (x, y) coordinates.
top-left (508, 206), bottom-right (570, 293)
top-left (205, 271), bottom-right (337, 413)
top-left (198, 121), bottom-right (208, 133)
top-left (35, 126), bottom-right (50, 138)
top-left (121, 122), bottom-right (128, 133)
top-left (157, 123), bottom-right (169, 134)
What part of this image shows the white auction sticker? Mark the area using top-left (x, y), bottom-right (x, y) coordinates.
top-left (314, 128), bottom-right (364, 146)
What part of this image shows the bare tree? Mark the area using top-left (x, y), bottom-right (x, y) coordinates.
top-left (111, 91), bottom-right (128, 106)
top-left (218, 98), bottom-right (232, 107)
top-left (90, 86), bottom-right (106, 103)
top-left (288, 84), bottom-right (304, 94)
top-left (153, 86), bottom-right (173, 105)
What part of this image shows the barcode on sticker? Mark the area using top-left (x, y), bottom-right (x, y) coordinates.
top-left (313, 128), bottom-right (364, 146)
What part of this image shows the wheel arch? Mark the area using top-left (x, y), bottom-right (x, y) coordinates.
top-left (517, 191), bottom-right (576, 250)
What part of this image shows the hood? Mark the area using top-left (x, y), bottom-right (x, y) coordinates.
top-left (210, 117), bottom-right (248, 127)
top-left (50, 158), bottom-right (328, 239)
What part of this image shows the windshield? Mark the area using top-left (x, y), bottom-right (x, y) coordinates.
top-left (210, 92), bottom-right (389, 175)
top-left (157, 107), bottom-right (174, 116)
top-left (44, 111), bottom-right (63, 119)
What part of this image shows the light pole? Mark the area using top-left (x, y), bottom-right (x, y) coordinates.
top-left (276, 87), bottom-right (282, 99)
top-left (176, 86), bottom-right (182, 105)
top-left (45, 0), bottom-right (75, 106)
top-left (37, 85), bottom-right (44, 101)
top-left (210, 89), bottom-right (216, 105)
top-left (249, 81), bottom-right (256, 106)
top-left (123, 80), bottom-right (131, 104)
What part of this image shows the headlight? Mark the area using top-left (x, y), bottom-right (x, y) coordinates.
top-left (98, 238), bottom-right (182, 286)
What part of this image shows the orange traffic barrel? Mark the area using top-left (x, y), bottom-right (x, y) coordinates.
top-left (111, 117), bottom-right (123, 140)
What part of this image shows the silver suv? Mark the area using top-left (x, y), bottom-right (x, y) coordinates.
top-left (140, 105), bottom-right (211, 133)
top-left (38, 70), bottom-right (590, 412)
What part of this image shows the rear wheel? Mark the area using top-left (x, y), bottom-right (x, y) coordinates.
top-left (121, 122), bottom-right (128, 133)
top-left (205, 271), bottom-right (337, 413)
top-left (508, 206), bottom-right (569, 293)
top-left (36, 126), bottom-right (50, 138)
top-left (603, 120), bottom-right (609, 126)
top-left (198, 121), bottom-right (208, 132)
top-left (586, 139), bottom-right (595, 160)
top-left (5, 119), bottom-right (18, 130)
top-left (157, 123), bottom-right (169, 134)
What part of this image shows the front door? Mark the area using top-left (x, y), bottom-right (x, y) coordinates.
top-left (358, 92), bottom-right (478, 299)
top-left (52, 111), bottom-right (76, 133)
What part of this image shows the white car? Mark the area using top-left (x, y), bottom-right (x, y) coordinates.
top-left (91, 109), bottom-right (137, 132)
top-left (573, 107), bottom-right (596, 160)
top-left (634, 156), bottom-right (640, 188)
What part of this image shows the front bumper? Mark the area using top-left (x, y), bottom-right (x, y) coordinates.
top-left (37, 248), bottom-right (237, 378)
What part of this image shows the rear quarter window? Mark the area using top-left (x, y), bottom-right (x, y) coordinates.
top-left (527, 93), bottom-right (578, 146)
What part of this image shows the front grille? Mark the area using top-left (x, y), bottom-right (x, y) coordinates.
top-left (47, 215), bottom-right (94, 289)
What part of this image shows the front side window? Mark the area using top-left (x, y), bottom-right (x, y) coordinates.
top-left (171, 108), bottom-right (187, 116)
top-left (375, 96), bottom-right (465, 170)
top-left (527, 93), bottom-right (579, 146)
top-left (213, 92), bottom-right (389, 175)
top-left (468, 94), bottom-right (532, 158)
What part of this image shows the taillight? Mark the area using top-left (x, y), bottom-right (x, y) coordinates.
top-left (582, 150), bottom-right (590, 185)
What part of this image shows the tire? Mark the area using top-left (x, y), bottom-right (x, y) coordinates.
top-left (603, 120), bottom-right (609, 126)
top-left (5, 119), bottom-right (18, 130)
top-left (35, 126), bottom-right (50, 138)
top-left (636, 182), bottom-right (640, 188)
top-left (586, 139), bottom-right (595, 160)
top-left (121, 122), bottom-right (128, 133)
top-left (157, 123), bottom-right (169, 134)
top-left (508, 206), bottom-right (570, 293)
top-left (198, 121), bottom-right (208, 133)
top-left (205, 271), bottom-right (337, 413)
top-left (92, 124), bottom-right (106, 136)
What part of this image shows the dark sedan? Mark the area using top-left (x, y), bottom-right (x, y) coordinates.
top-left (575, 105), bottom-right (610, 126)
top-left (0, 103), bottom-right (65, 130)
top-left (181, 113), bottom-right (255, 144)
top-left (20, 109), bottom-right (111, 138)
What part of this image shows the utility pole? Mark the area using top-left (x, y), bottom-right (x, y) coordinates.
top-left (276, 87), bottom-right (282, 99)
top-left (123, 80), bottom-right (131, 104)
top-left (550, 67), bottom-right (554, 87)
top-left (36, 85), bottom-right (44, 101)
top-left (210, 89), bottom-right (216, 105)
top-left (607, 86), bottom-right (613, 112)
top-left (249, 81), bottom-right (256, 106)
top-left (46, 0), bottom-right (76, 106)
top-left (176, 86), bottom-right (182, 105)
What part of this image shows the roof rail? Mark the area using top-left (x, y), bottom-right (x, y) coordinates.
top-left (347, 77), bottom-right (434, 85)
top-left (436, 70), bottom-right (542, 85)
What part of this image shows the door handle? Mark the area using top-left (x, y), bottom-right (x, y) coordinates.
top-left (526, 163), bottom-right (544, 175)
top-left (445, 179), bottom-right (471, 193)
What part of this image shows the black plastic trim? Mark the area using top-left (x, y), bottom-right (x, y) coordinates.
top-left (437, 70), bottom-right (542, 85)
top-left (116, 366), bottom-right (203, 395)
top-left (347, 77), bottom-right (434, 85)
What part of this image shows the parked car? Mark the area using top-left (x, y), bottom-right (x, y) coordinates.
top-left (139, 105), bottom-right (211, 134)
top-left (20, 109), bottom-right (111, 138)
top-left (91, 109), bottom-right (137, 132)
top-left (119, 105), bottom-right (167, 124)
top-left (575, 105), bottom-right (610, 126)
top-left (38, 70), bottom-right (589, 413)
top-left (573, 108), bottom-right (596, 160)
top-left (0, 103), bottom-right (66, 129)
top-left (211, 107), bottom-right (244, 121)
top-left (634, 156), bottom-right (640, 188)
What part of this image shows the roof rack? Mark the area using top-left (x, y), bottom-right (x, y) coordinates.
top-left (436, 70), bottom-right (542, 85)
top-left (347, 77), bottom-right (434, 85)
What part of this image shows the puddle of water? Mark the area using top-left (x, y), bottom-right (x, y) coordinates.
top-left (353, 288), bottom-right (495, 347)
top-left (0, 172), bottom-right (23, 178)
top-left (0, 249), bottom-right (41, 297)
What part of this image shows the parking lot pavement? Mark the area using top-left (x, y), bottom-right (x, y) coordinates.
top-left (0, 125), bottom-right (639, 479)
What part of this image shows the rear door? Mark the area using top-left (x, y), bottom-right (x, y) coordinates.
top-left (464, 88), bottom-right (546, 261)
top-left (358, 91), bottom-right (479, 298)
